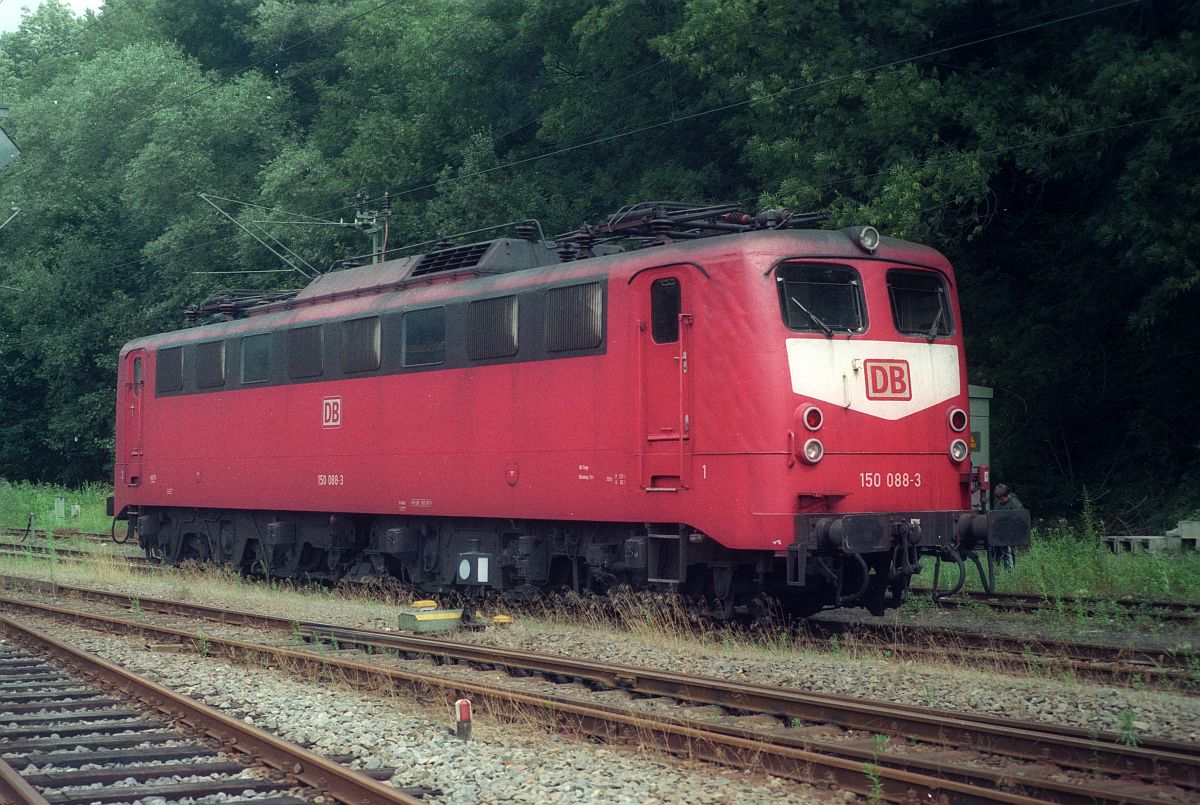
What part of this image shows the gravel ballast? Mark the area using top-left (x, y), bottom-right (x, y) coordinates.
top-left (3, 561), bottom-right (1197, 746)
top-left (12, 616), bottom-right (832, 805)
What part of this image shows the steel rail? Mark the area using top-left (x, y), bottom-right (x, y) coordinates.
top-left (7, 526), bottom-right (1198, 616)
top-left (2, 547), bottom-right (1194, 688)
top-left (0, 547), bottom-right (160, 570)
top-left (4, 576), bottom-right (1192, 777)
top-left (910, 584), bottom-right (1200, 615)
top-left (7, 528), bottom-right (1198, 618)
top-left (0, 541), bottom-right (143, 561)
top-left (0, 558), bottom-right (1193, 691)
top-left (803, 617), bottom-right (1199, 672)
top-left (0, 595), bottom-right (1050, 805)
top-left (931, 589), bottom-right (1198, 623)
top-left (4, 536), bottom-right (1197, 671)
top-left (0, 527), bottom-right (110, 543)
top-left (0, 756), bottom-right (52, 805)
top-left (3, 592), bottom-right (1195, 803)
top-left (4, 580), bottom-right (1195, 772)
top-left (0, 614), bottom-right (422, 805)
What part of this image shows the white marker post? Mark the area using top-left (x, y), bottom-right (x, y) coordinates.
top-left (454, 698), bottom-right (472, 740)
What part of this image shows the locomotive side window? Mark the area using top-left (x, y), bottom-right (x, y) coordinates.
top-left (546, 282), bottom-right (602, 351)
top-left (132, 357), bottom-right (142, 397)
top-left (155, 347), bottom-right (183, 393)
top-left (196, 341), bottom-right (226, 389)
top-left (467, 296), bottom-right (518, 360)
top-left (341, 316), bottom-right (381, 373)
top-left (403, 307), bottom-right (445, 366)
top-left (776, 262), bottom-right (865, 333)
top-left (240, 334), bottom-right (271, 384)
top-left (650, 278), bottom-right (681, 343)
top-left (288, 325), bottom-right (324, 378)
top-left (887, 269), bottom-right (953, 338)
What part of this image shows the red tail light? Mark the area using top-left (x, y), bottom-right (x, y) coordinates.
top-left (802, 405), bottom-right (824, 431)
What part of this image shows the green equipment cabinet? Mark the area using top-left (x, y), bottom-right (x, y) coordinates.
top-left (968, 384), bottom-right (992, 509)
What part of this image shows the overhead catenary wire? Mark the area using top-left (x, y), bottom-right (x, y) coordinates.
top-left (230, 0), bottom-right (1143, 241)
top-left (89, 106), bottom-right (1191, 283)
top-left (812, 108), bottom-right (1200, 189)
top-left (355, 0), bottom-right (1143, 204)
top-left (198, 193), bottom-right (318, 278)
top-left (44, 0), bottom-right (1154, 279)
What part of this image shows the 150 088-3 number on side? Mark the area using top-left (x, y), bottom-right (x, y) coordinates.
top-left (317, 474), bottom-right (344, 486)
top-left (860, 472), bottom-right (921, 488)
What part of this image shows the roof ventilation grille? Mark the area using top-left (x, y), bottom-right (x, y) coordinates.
top-left (411, 242), bottom-right (492, 277)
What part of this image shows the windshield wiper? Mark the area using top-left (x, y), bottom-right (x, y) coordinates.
top-left (790, 296), bottom-right (833, 337)
top-left (925, 304), bottom-right (946, 342)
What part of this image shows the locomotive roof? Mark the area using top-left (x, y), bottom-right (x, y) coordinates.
top-left (275, 228), bottom-right (949, 311)
top-left (121, 227), bottom-right (950, 354)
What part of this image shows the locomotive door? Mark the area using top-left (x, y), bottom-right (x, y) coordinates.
top-left (637, 269), bottom-right (694, 490)
top-left (123, 349), bottom-right (146, 486)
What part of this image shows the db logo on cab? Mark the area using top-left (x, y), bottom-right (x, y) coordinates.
top-left (864, 360), bottom-right (912, 401)
top-left (322, 397), bottom-right (342, 428)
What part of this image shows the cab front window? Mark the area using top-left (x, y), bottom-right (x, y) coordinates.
top-left (887, 269), bottom-right (953, 338)
top-left (776, 262), bottom-right (865, 334)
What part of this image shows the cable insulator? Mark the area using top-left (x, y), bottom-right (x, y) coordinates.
top-left (575, 230), bottom-right (596, 259)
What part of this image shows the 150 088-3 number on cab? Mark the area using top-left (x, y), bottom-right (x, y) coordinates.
top-left (859, 472), bottom-right (921, 488)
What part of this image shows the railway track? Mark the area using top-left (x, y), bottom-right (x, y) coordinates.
top-left (1, 579), bottom-right (1197, 804)
top-left (0, 527), bottom-right (113, 544)
top-left (802, 617), bottom-right (1200, 688)
top-left (0, 540), bottom-right (149, 564)
top-left (1, 544), bottom-right (1196, 689)
top-left (0, 615), bottom-right (421, 805)
top-left (8, 529), bottom-right (1199, 623)
top-left (929, 589), bottom-right (1200, 623)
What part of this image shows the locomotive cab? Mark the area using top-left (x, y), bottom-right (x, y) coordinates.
top-left (749, 230), bottom-right (1029, 612)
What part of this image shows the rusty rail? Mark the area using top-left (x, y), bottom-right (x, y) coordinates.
top-left (0, 595), bottom-right (1052, 805)
top-left (3, 576), bottom-right (1193, 781)
top-left (929, 589), bottom-right (1199, 623)
top-left (5, 590), bottom-right (1198, 802)
top-left (0, 614), bottom-right (422, 805)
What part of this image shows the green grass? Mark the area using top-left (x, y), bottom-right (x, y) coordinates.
top-left (0, 479), bottom-right (113, 534)
top-left (957, 522), bottom-right (1200, 603)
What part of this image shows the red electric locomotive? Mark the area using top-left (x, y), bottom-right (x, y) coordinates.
top-left (110, 203), bottom-right (1029, 616)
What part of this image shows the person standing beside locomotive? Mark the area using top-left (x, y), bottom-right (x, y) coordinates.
top-left (991, 483), bottom-right (1022, 570)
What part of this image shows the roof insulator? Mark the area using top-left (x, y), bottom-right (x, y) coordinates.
top-left (575, 229), bottom-right (596, 259)
top-left (556, 241), bottom-right (577, 262)
top-left (651, 217), bottom-right (673, 240)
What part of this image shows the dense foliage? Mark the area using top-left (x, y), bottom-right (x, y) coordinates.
top-left (0, 0), bottom-right (1196, 528)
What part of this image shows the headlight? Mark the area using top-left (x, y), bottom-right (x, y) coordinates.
top-left (802, 405), bottom-right (824, 431)
top-left (949, 439), bottom-right (968, 462)
top-left (948, 407), bottom-right (968, 432)
top-left (857, 225), bottom-right (880, 252)
top-left (803, 438), bottom-right (824, 464)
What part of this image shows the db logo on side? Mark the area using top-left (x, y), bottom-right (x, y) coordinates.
top-left (864, 359), bottom-right (912, 400)
top-left (322, 397), bottom-right (342, 428)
